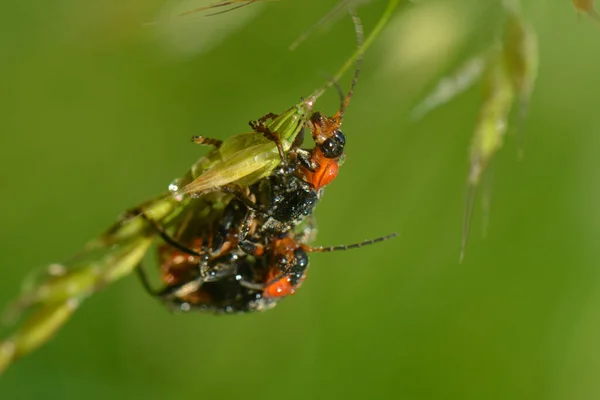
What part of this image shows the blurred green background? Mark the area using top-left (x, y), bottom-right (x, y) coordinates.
top-left (0, 0), bottom-right (598, 398)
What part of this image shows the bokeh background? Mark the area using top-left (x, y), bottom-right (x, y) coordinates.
top-left (0, 0), bottom-right (598, 398)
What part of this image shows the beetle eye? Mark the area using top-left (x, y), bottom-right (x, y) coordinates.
top-left (333, 129), bottom-right (346, 146)
top-left (293, 248), bottom-right (309, 270)
top-left (320, 132), bottom-right (345, 158)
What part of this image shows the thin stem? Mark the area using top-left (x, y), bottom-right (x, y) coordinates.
top-left (311, 0), bottom-right (401, 100)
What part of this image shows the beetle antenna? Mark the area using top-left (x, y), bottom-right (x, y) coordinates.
top-left (338, 12), bottom-right (363, 121)
top-left (307, 232), bottom-right (398, 253)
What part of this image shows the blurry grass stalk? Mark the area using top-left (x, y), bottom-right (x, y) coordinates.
top-left (156, 0), bottom-right (268, 56)
top-left (412, 0), bottom-right (538, 262)
top-left (463, 0), bottom-right (538, 261)
top-left (572, 0), bottom-right (600, 23)
top-left (0, 0), bottom-right (401, 375)
top-left (289, 0), bottom-right (376, 51)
